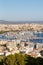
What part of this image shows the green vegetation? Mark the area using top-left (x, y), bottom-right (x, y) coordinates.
top-left (0, 31), bottom-right (9, 34)
top-left (0, 53), bottom-right (43, 65)
top-left (40, 28), bottom-right (43, 32)
top-left (0, 30), bottom-right (21, 34)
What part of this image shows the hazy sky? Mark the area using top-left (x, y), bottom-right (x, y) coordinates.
top-left (0, 0), bottom-right (43, 21)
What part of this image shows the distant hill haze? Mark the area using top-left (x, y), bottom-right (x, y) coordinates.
top-left (0, 20), bottom-right (43, 24)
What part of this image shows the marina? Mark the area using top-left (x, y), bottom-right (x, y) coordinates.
top-left (0, 31), bottom-right (43, 43)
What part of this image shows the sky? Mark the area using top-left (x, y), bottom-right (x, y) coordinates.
top-left (0, 0), bottom-right (43, 21)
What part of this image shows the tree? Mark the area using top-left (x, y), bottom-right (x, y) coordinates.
top-left (25, 55), bottom-right (37, 65)
top-left (36, 57), bottom-right (43, 65)
top-left (1, 53), bottom-right (43, 65)
top-left (14, 53), bottom-right (26, 65)
top-left (3, 53), bottom-right (26, 65)
top-left (3, 54), bottom-right (15, 65)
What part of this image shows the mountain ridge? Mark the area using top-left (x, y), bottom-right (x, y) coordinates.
top-left (0, 20), bottom-right (43, 24)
